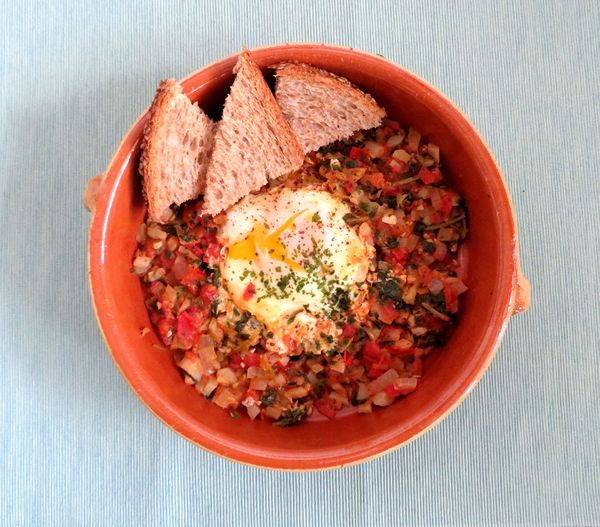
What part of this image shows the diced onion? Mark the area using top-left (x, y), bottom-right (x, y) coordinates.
top-left (364, 140), bottom-right (385, 158)
top-left (309, 362), bottom-right (324, 373)
top-left (195, 375), bottom-right (218, 397)
top-left (428, 143), bottom-right (440, 164)
top-left (432, 243), bottom-right (448, 262)
top-left (438, 227), bottom-right (459, 241)
top-left (373, 391), bottom-right (395, 407)
top-left (212, 386), bottom-right (238, 409)
top-left (396, 338), bottom-right (413, 350)
top-left (147, 268), bottom-right (166, 282)
top-left (356, 383), bottom-right (369, 402)
top-left (264, 405), bottom-right (282, 420)
top-left (249, 377), bottom-right (268, 391)
top-left (135, 223), bottom-right (147, 243)
top-left (286, 386), bottom-right (309, 399)
top-left (273, 373), bottom-right (287, 387)
top-left (357, 401), bottom-right (373, 413)
top-left (330, 360), bottom-right (346, 373)
top-left (246, 366), bottom-right (262, 379)
top-left (368, 368), bottom-right (400, 394)
top-left (428, 278), bottom-right (444, 294)
top-left (394, 377), bottom-right (418, 392)
top-left (147, 224), bottom-right (167, 240)
top-left (132, 256), bottom-right (152, 275)
top-left (392, 148), bottom-right (411, 163)
top-left (407, 128), bottom-right (421, 152)
top-left (216, 367), bottom-right (237, 386)
top-left (246, 404), bottom-right (261, 420)
top-left (329, 391), bottom-right (349, 407)
top-left (172, 255), bottom-right (188, 280)
top-left (385, 133), bottom-right (405, 150)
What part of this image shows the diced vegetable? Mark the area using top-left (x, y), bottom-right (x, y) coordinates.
top-left (132, 117), bottom-right (468, 426)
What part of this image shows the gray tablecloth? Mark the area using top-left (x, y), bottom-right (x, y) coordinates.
top-left (1, 1), bottom-right (598, 525)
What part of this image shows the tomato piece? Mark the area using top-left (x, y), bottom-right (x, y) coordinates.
top-left (384, 382), bottom-right (417, 397)
top-left (314, 398), bottom-right (337, 420)
top-left (418, 167), bottom-right (443, 184)
top-left (159, 250), bottom-right (175, 271)
top-left (343, 350), bottom-right (353, 367)
top-left (387, 345), bottom-right (415, 356)
top-left (148, 281), bottom-right (165, 298)
top-left (176, 311), bottom-right (199, 348)
top-left (417, 264), bottom-right (434, 285)
top-left (243, 353), bottom-right (261, 368)
top-left (181, 267), bottom-right (205, 290)
top-left (205, 241), bottom-right (221, 261)
top-left (382, 184), bottom-right (400, 196)
top-left (367, 357), bottom-right (391, 379)
top-left (389, 247), bottom-right (409, 266)
top-left (244, 388), bottom-right (260, 401)
top-left (156, 318), bottom-right (174, 345)
top-left (273, 361), bottom-right (287, 374)
top-left (349, 146), bottom-right (365, 160)
top-left (410, 358), bottom-right (423, 376)
top-left (243, 283), bottom-right (256, 300)
top-left (343, 180), bottom-right (355, 194)
top-left (365, 172), bottom-right (386, 188)
top-left (341, 324), bottom-right (357, 338)
top-left (362, 341), bottom-right (382, 360)
top-left (439, 195), bottom-right (454, 221)
top-left (427, 212), bottom-right (442, 224)
top-left (377, 301), bottom-right (401, 324)
top-left (200, 284), bottom-right (218, 306)
top-left (443, 283), bottom-right (459, 313)
top-left (390, 159), bottom-right (408, 175)
top-left (229, 353), bottom-right (242, 369)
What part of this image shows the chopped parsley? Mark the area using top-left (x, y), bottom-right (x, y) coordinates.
top-left (274, 407), bottom-right (308, 427)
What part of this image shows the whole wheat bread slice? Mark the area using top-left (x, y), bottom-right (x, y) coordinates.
top-left (140, 79), bottom-right (215, 222)
top-left (202, 52), bottom-right (304, 216)
top-left (273, 62), bottom-right (386, 154)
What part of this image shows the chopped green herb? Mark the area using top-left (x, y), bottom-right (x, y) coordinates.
top-left (274, 407), bottom-right (308, 427)
top-left (260, 388), bottom-right (277, 407)
top-left (374, 277), bottom-right (404, 305)
top-left (343, 213), bottom-right (363, 226)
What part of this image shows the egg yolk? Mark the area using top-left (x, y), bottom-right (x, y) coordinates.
top-left (227, 209), bottom-right (307, 271)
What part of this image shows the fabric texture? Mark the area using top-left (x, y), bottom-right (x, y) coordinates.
top-left (1, 1), bottom-right (598, 525)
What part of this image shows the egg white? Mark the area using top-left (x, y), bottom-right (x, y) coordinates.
top-left (219, 187), bottom-right (371, 329)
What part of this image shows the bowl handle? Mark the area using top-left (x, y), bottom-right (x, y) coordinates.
top-left (512, 267), bottom-right (531, 315)
top-left (83, 173), bottom-right (105, 213)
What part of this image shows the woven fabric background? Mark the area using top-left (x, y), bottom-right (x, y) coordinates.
top-left (1, 1), bottom-right (599, 525)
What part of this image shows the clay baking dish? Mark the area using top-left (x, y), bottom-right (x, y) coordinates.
top-left (87, 43), bottom-right (530, 470)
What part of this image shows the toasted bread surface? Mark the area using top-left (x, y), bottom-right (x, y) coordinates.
top-left (203, 53), bottom-right (304, 216)
top-left (140, 79), bottom-right (215, 222)
top-left (273, 62), bottom-right (386, 154)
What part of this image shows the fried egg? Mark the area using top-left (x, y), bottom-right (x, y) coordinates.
top-left (219, 188), bottom-right (372, 343)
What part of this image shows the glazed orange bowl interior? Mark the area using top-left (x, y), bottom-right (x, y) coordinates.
top-left (88, 44), bottom-right (527, 470)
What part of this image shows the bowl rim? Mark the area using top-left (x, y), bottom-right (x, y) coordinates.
top-left (88, 42), bottom-right (523, 470)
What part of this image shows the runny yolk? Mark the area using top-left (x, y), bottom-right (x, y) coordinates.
top-left (228, 209), bottom-right (307, 271)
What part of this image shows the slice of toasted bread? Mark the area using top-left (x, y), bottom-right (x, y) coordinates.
top-left (273, 62), bottom-right (386, 154)
top-left (202, 52), bottom-right (304, 216)
top-left (140, 79), bottom-right (215, 222)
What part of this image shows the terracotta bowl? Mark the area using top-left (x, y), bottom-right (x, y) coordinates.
top-left (87, 43), bottom-right (529, 470)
